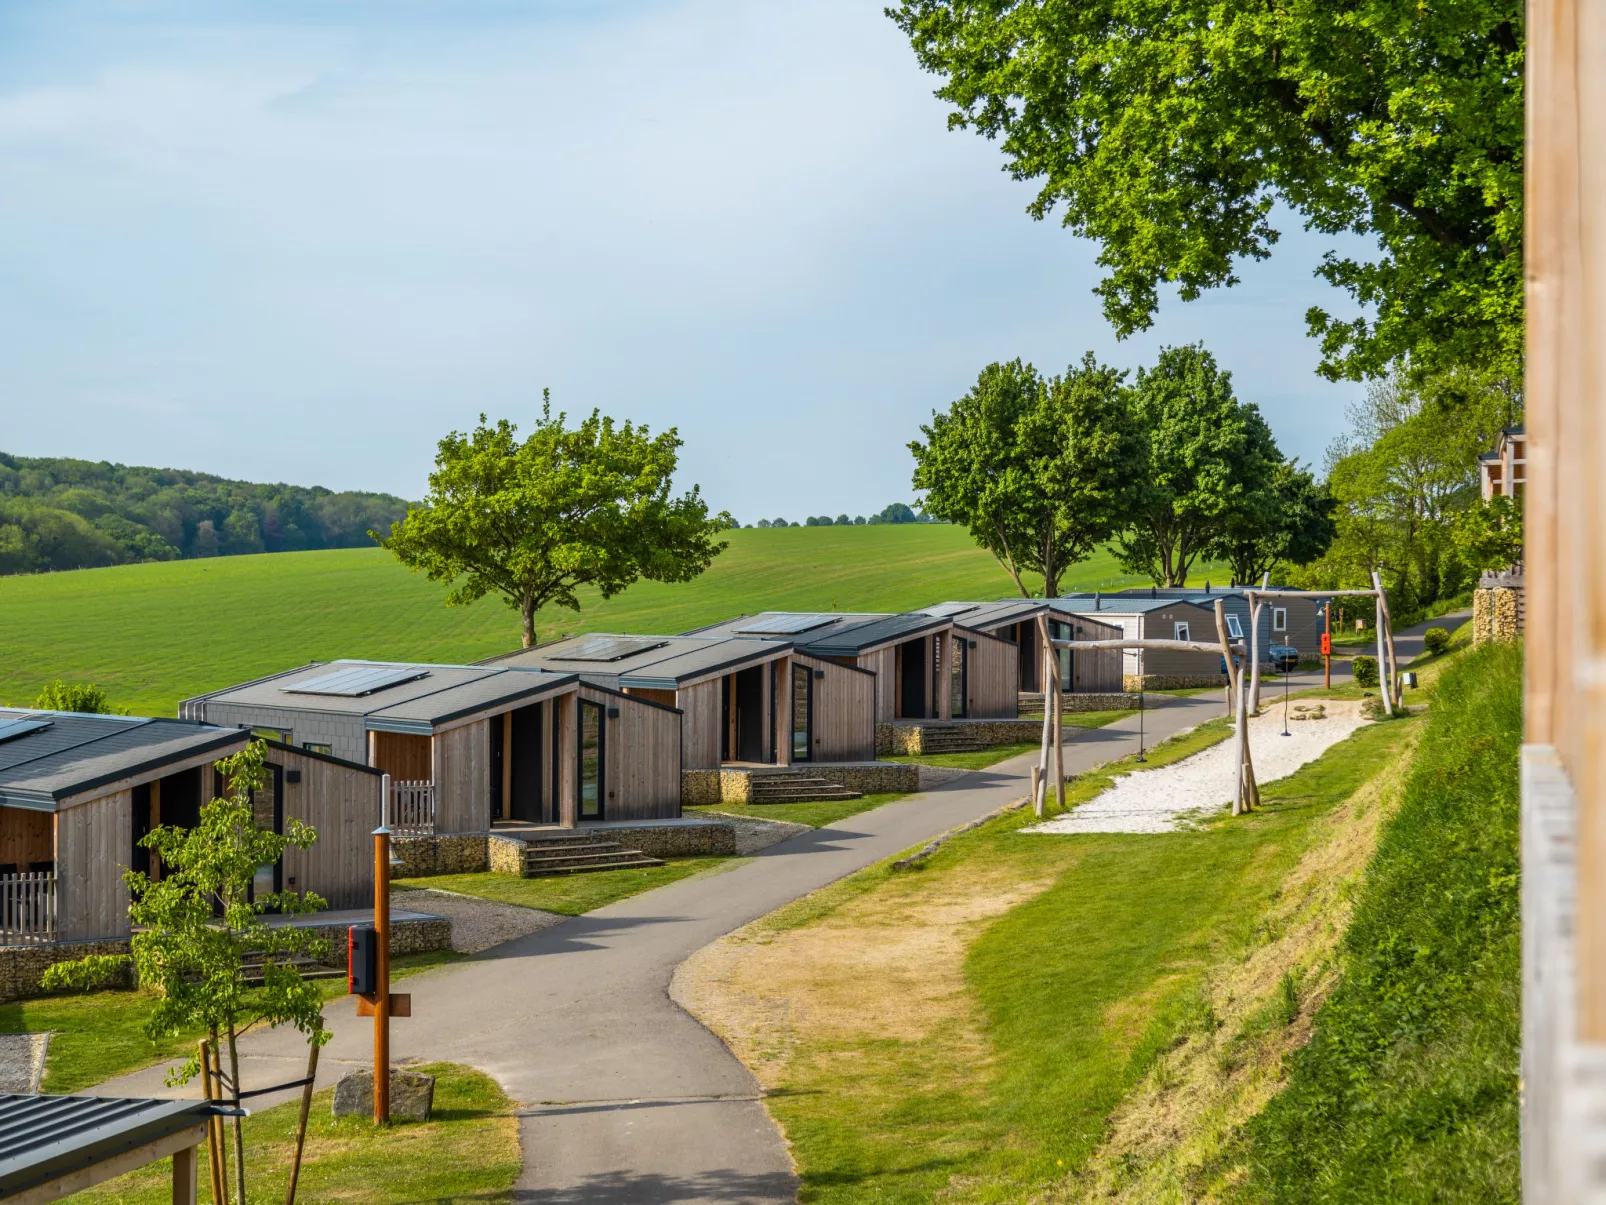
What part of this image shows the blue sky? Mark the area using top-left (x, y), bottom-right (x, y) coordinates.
top-left (0, 1), bottom-right (1368, 521)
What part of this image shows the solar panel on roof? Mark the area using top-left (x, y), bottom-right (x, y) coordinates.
top-left (922, 602), bottom-right (979, 618)
top-left (0, 718), bottom-right (50, 744)
top-left (281, 666), bottom-right (430, 697)
top-left (734, 614), bottom-right (839, 635)
top-left (559, 636), bottom-right (669, 662)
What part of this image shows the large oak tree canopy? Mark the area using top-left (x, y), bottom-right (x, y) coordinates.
top-left (889, 0), bottom-right (1524, 381)
top-left (379, 398), bottom-right (728, 647)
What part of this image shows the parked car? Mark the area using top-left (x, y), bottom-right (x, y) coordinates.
top-left (1269, 644), bottom-right (1299, 673)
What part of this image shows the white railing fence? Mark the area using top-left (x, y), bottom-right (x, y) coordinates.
top-left (392, 780), bottom-right (436, 836)
top-left (0, 872), bottom-right (57, 945)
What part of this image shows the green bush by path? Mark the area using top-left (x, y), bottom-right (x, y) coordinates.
top-left (1240, 643), bottom-right (1521, 1203)
top-left (0, 528), bottom-right (1220, 716)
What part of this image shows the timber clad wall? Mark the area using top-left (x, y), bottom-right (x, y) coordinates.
top-left (578, 685), bottom-right (681, 821)
top-left (0, 807), bottom-right (52, 867)
top-left (268, 747), bottom-right (378, 910)
top-left (676, 679), bottom-right (722, 770)
top-left (1138, 606), bottom-right (1219, 677)
top-left (861, 647), bottom-right (898, 722)
top-left (433, 719), bottom-right (491, 833)
top-left (957, 628), bottom-right (1018, 717)
top-left (793, 653), bottom-right (876, 761)
top-left (370, 731), bottom-right (431, 781)
top-left (57, 790), bottom-right (132, 942)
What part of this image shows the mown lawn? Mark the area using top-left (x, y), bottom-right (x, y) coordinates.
top-left (70, 1062), bottom-right (520, 1204)
top-left (736, 714), bottom-right (1417, 1203)
top-left (394, 856), bottom-right (735, 914)
top-left (0, 528), bottom-right (1231, 715)
top-left (3, 951), bottom-right (463, 1095)
top-left (687, 792), bottom-right (909, 827)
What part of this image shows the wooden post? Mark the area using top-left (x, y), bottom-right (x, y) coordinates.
top-left (199, 1039), bottom-right (224, 1205)
top-left (374, 778), bottom-right (391, 1126)
top-left (1370, 572), bottom-right (1394, 716)
top-left (500, 712), bottom-right (513, 821)
top-left (1033, 617), bottom-right (1053, 816)
top-left (1248, 595), bottom-right (1263, 714)
top-left (1050, 641), bottom-right (1065, 810)
top-left (1373, 570), bottom-right (1402, 708)
top-left (172, 1142), bottom-right (199, 1205)
top-left (1214, 601), bottom-right (1246, 815)
top-left (1324, 600), bottom-right (1331, 689)
top-left (284, 1040), bottom-right (319, 1205)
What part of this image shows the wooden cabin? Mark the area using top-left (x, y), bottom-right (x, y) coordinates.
top-left (1107, 586), bottom-right (1332, 668)
top-left (182, 659), bottom-right (683, 830)
top-left (1046, 597), bottom-right (1223, 687)
top-left (687, 612), bottom-right (955, 726)
top-left (0, 709), bottom-right (379, 945)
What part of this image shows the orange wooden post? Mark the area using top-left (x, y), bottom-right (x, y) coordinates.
top-left (374, 774), bottom-right (391, 1126)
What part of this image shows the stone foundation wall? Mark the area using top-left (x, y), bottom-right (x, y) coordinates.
top-left (1473, 586), bottom-right (1524, 645)
top-left (296, 915), bottom-right (452, 958)
top-left (687, 764), bottom-right (919, 801)
top-left (600, 822), bottom-right (736, 858)
top-left (680, 770), bottom-right (723, 806)
top-left (391, 833), bottom-right (490, 878)
top-left (487, 834), bottom-right (525, 876)
top-left (0, 939), bottom-right (132, 1003)
top-left (1123, 673), bottom-right (1223, 691)
top-left (1017, 692), bottom-right (1142, 714)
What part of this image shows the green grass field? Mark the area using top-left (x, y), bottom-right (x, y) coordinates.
top-left (0, 526), bottom-right (1223, 715)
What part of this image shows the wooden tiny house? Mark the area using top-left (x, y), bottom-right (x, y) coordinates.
top-left (1107, 586), bottom-right (1332, 667)
top-left (185, 659), bottom-right (684, 830)
top-left (0, 709), bottom-right (379, 945)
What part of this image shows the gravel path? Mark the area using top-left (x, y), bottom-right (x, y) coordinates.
top-left (1026, 701), bottom-right (1370, 835)
top-left (390, 887), bottom-right (564, 954)
top-left (0, 1032), bottom-right (50, 1093)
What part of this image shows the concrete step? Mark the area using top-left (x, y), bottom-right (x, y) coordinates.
top-left (240, 954), bottom-right (346, 988)
top-left (917, 730), bottom-right (985, 752)
top-left (521, 838), bottom-right (631, 855)
top-left (748, 775), bottom-right (863, 803)
top-left (522, 850), bottom-right (664, 877)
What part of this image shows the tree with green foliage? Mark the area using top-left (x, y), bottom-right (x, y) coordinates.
top-left (379, 394), bottom-right (730, 647)
top-left (1116, 345), bottom-right (1283, 586)
top-left (1454, 495), bottom-right (1524, 575)
top-left (43, 741), bottom-right (330, 1203)
top-left (32, 680), bottom-right (121, 714)
top-left (1210, 461), bottom-right (1337, 586)
top-left (912, 354), bottom-right (1143, 596)
top-left (889, 0), bottom-right (1524, 382)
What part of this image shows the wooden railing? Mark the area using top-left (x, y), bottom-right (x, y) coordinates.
top-left (0, 872), bottom-right (57, 945)
top-left (392, 781), bottom-right (436, 836)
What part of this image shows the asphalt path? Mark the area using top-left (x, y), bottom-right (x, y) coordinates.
top-left (96, 693), bottom-right (1223, 1203)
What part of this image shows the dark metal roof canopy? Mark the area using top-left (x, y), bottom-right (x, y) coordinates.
top-left (0, 1093), bottom-right (212, 1199)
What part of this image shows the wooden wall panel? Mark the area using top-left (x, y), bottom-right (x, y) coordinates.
top-left (369, 731), bottom-right (432, 781)
top-left (861, 647), bottom-right (897, 723)
top-left (795, 654), bottom-right (876, 761)
top-left (555, 692), bottom-right (578, 826)
top-left (271, 748), bottom-right (379, 911)
top-left (433, 720), bottom-right (491, 833)
top-left (1138, 607), bottom-right (1221, 677)
top-left (675, 679), bottom-right (722, 770)
top-left (57, 791), bottom-right (132, 942)
top-left (773, 656), bottom-right (793, 767)
top-left (623, 688), bottom-right (677, 708)
top-left (0, 807), bottom-right (53, 869)
top-left (580, 685), bottom-right (681, 822)
top-left (958, 628), bottom-right (1019, 717)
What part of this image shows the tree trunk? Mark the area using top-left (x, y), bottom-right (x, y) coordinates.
top-left (521, 597), bottom-right (536, 648)
top-left (227, 1022), bottom-right (246, 1205)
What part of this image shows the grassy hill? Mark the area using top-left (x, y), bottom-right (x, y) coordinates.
top-left (0, 524), bottom-right (1226, 716)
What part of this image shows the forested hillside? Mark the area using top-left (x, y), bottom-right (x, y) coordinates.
top-left (0, 452), bottom-right (409, 574)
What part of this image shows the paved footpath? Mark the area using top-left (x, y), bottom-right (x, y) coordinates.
top-left (98, 694), bottom-right (1223, 1204)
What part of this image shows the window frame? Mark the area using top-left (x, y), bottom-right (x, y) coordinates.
top-left (1173, 621), bottom-right (1191, 642)
top-left (1225, 614), bottom-right (1244, 640)
top-left (1272, 607), bottom-right (1288, 633)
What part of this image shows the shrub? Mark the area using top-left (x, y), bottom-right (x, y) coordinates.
top-left (33, 679), bottom-right (118, 714)
top-left (1423, 626), bottom-right (1451, 656)
top-left (1243, 642), bottom-right (1521, 1203)
top-left (1352, 655), bottom-right (1379, 687)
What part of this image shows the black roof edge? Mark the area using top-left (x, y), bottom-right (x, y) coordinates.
top-left (579, 680), bottom-right (684, 715)
top-left (807, 613), bottom-right (952, 654)
top-left (180, 662), bottom-right (324, 714)
top-left (791, 650), bottom-right (877, 678)
top-left (953, 622), bottom-right (1018, 645)
top-left (256, 737), bottom-right (382, 776)
top-left (50, 728), bottom-right (249, 803)
top-left (418, 672), bottom-right (581, 728)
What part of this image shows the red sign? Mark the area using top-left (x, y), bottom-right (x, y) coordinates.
top-left (1320, 633), bottom-right (1332, 655)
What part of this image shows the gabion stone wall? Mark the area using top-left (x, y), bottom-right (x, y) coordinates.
top-left (0, 939), bottom-right (132, 1003)
top-left (1473, 586), bottom-right (1525, 645)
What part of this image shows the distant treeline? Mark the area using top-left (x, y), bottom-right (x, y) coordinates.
top-left (745, 503), bottom-right (938, 529)
top-left (0, 453), bottom-right (410, 575)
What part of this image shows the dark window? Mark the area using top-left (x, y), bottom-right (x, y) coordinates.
top-left (792, 664), bottom-right (813, 762)
top-left (578, 701), bottom-right (605, 821)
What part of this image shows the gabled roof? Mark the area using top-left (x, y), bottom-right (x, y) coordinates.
top-left (919, 600), bottom-right (1047, 632)
top-left (687, 611), bottom-right (952, 657)
top-left (0, 709), bottom-right (247, 810)
top-left (183, 660), bottom-right (579, 735)
top-left (486, 634), bottom-right (790, 691)
top-left (1047, 596), bottom-right (1218, 617)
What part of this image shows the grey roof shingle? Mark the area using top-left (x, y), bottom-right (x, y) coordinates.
top-left (488, 634), bottom-right (788, 691)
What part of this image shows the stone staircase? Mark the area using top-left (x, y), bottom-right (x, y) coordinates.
top-left (519, 831), bottom-right (664, 877)
top-left (915, 726), bottom-right (985, 755)
top-left (240, 952), bottom-right (346, 988)
top-left (748, 773), bottom-right (863, 804)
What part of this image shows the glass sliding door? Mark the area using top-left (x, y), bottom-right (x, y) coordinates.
top-left (578, 701), bottom-right (605, 821)
top-left (792, 665), bottom-right (812, 762)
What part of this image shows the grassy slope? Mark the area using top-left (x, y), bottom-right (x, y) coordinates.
top-left (72, 1062), bottom-right (519, 1203)
top-left (0, 527), bottom-right (1225, 715)
top-left (709, 716), bottom-right (1413, 1204)
top-left (1238, 644), bottom-right (1520, 1204)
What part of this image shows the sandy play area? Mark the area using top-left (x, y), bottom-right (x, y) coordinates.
top-left (1025, 700), bottom-right (1371, 835)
